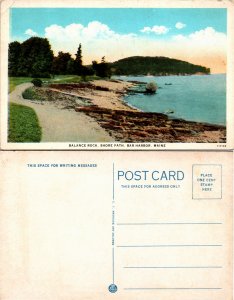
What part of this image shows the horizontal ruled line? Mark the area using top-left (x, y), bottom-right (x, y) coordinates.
top-left (124, 266), bottom-right (222, 269)
top-left (124, 287), bottom-right (222, 290)
top-left (117, 222), bottom-right (222, 226)
top-left (118, 244), bottom-right (222, 248)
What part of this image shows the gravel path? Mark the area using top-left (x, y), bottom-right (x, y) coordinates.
top-left (9, 83), bottom-right (114, 142)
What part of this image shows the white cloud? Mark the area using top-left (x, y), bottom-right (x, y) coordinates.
top-left (140, 25), bottom-right (169, 35)
top-left (172, 34), bottom-right (185, 41)
top-left (82, 21), bottom-right (117, 39)
top-left (45, 21), bottom-right (120, 42)
top-left (44, 21), bottom-right (137, 62)
top-left (171, 27), bottom-right (227, 73)
top-left (43, 22), bottom-right (226, 73)
top-left (189, 26), bottom-right (225, 42)
top-left (173, 27), bottom-right (226, 45)
top-left (175, 22), bottom-right (186, 29)
top-left (25, 28), bottom-right (38, 36)
top-left (140, 26), bottom-right (151, 33)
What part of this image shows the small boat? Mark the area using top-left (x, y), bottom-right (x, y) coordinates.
top-left (165, 109), bottom-right (174, 114)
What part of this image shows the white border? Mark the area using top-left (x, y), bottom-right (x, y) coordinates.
top-left (1, 0), bottom-right (233, 150)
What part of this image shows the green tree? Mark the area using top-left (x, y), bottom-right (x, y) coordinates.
top-left (92, 60), bottom-right (98, 72)
top-left (66, 58), bottom-right (76, 74)
top-left (17, 37), bottom-right (54, 77)
top-left (92, 57), bottom-right (111, 78)
top-left (80, 66), bottom-right (94, 81)
top-left (75, 43), bottom-right (83, 75)
top-left (8, 41), bottom-right (21, 76)
top-left (52, 51), bottom-right (71, 75)
top-left (111, 56), bottom-right (210, 76)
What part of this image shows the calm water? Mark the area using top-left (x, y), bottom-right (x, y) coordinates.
top-left (114, 74), bottom-right (226, 125)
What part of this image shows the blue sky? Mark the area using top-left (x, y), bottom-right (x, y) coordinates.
top-left (10, 8), bottom-right (227, 73)
top-left (11, 8), bottom-right (227, 39)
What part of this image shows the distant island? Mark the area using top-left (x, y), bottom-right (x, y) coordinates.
top-left (110, 56), bottom-right (210, 76)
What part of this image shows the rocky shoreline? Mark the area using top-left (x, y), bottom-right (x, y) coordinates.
top-left (75, 105), bottom-right (226, 143)
top-left (25, 79), bottom-right (225, 143)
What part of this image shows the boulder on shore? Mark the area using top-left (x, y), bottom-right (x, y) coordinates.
top-left (145, 82), bottom-right (157, 94)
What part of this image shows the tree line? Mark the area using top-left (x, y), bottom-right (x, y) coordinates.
top-left (9, 37), bottom-right (111, 78)
top-left (9, 36), bottom-right (210, 78)
top-left (111, 56), bottom-right (210, 76)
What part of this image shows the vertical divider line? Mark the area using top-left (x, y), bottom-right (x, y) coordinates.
top-left (112, 248), bottom-right (115, 283)
top-left (112, 163), bottom-right (115, 284)
top-left (113, 163), bottom-right (115, 201)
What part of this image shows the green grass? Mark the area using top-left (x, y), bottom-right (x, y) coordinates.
top-left (8, 103), bottom-right (42, 142)
top-left (50, 75), bottom-right (99, 83)
top-left (9, 75), bottom-right (100, 92)
top-left (8, 75), bottom-right (100, 143)
top-left (48, 75), bottom-right (83, 83)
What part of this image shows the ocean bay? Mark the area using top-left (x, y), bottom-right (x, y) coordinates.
top-left (116, 74), bottom-right (226, 126)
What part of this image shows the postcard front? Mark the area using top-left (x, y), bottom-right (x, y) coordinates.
top-left (0, 0), bottom-right (234, 150)
top-left (0, 151), bottom-right (232, 299)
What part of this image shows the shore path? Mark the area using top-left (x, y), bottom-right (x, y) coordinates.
top-left (9, 83), bottom-right (114, 142)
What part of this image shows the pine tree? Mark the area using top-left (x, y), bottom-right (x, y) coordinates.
top-left (75, 43), bottom-right (83, 75)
